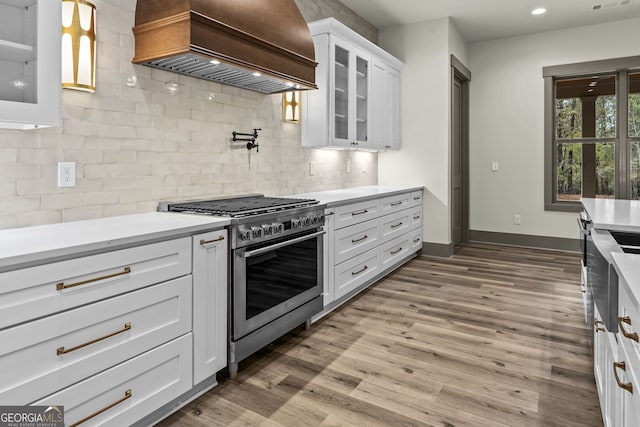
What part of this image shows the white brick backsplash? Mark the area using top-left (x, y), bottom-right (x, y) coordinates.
top-left (0, 0), bottom-right (378, 230)
top-left (63, 206), bottom-right (103, 222)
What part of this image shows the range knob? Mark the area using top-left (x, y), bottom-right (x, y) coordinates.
top-left (310, 214), bottom-right (319, 225)
top-left (291, 218), bottom-right (302, 229)
top-left (251, 226), bottom-right (263, 239)
top-left (262, 223), bottom-right (273, 236)
top-left (302, 216), bottom-right (311, 227)
top-left (273, 222), bottom-right (284, 234)
top-left (239, 228), bottom-right (253, 241)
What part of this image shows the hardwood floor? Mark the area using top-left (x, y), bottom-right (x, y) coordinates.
top-left (157, 243), bottom-right (602, 427)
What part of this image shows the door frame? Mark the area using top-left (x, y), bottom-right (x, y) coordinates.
top-left (450, 55), bottom-right (471, 248)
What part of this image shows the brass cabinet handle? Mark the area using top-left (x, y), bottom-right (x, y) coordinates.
top-left (70, 389), bottom-right (132, 427)
top-left (391, 247), bottom-right (403, 255)
top-left (57, 323), bottom-right (131, 355)
top-left (324, 212), bottom-right (335, 216)
top-left (351, 265), bottom-right (368, 276)
top-left (390, 222), bottom-right (403, 229)
top-left (613, 362), bottom-right (634, 394)
top-left (413, 196), bottom-right (421, 201)
top-left (413, 215), bottom-right (420, 220)
top-left (200, 235), bottom-right (225, 246)
top-left (619, 317), bottom-right (639, 342)
top-left (352, 235), bottom-right (368, 244)
top-left (351, 209), bottom-right (368, 216)
top-left (56, 267), bottom-right (131, 291)
top-left (594, 320), bottom-right (605, 332)
top-left (414, 238), bottom-right (421, 243)
top-left (391, 201), bottom-right (403, 207)
top-left (351, 141), bottom-right (359, 146)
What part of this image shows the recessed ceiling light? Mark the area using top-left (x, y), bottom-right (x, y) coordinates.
top-left (210, 60), bottom-right (220, 65)
top-left (252, 72), bottom-right (261, 77)
top-left (531, 7), bottom-right (547, 14)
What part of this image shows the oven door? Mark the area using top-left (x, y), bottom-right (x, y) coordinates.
top-left (232, 229), bottom-right (324, 340)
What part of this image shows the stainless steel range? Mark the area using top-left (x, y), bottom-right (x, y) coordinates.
top-left (160, 195), bottom-right (325, 377)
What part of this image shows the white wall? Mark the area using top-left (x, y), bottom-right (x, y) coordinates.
top-left (377, 18), bottom-right (468, 245)
top-left (469, 17), bottom-right (640, 239)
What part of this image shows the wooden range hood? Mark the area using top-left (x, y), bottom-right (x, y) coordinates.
top-left (132, 0), bottom-right (317, 94)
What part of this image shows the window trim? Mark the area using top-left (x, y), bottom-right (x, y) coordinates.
top-left (544, 56), bottom-right (640, 212)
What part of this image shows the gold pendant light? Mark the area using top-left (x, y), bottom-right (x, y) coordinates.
top-left (61, 0), bottom-right (96, 92)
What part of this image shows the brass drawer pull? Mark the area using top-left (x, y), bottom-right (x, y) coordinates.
top-left (57, 323), bottom-right (132, 355)
top-left (414, 238), bottom-right (421, 244)
top-left (619, 316), bottom-right (639, 342)
top-left (595, 319), bottom-right (605, 333)
top-left (391, 222), bottom-right (403, 229)
top-left (352, 235), bottom-right (368, 244)
top-left (324, 212), bottom-right (335, 216)
top-left (351, 265), bottom-right (368, 276)
top-left (613, 362), bottom-right (634, 394)
top-left (70, 389), bottom-right (132, 427)
top-left (352, 209), bottom-right (368, 216)
top-left (391, 247), bottom-right (403, 255)
top-left (200, 235), bottom-right (225, 246)
top-left (391, 201), bottom-right (403, 207)
top-left (413, 196), bottom-right (421, 201)
top-left (413, 215), bottom-right (420, 220)
top-left (56, 267), bottom-right (131, 291)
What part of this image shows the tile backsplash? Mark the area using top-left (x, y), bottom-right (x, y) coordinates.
top-left (0, 0), bottom-right (378, 230)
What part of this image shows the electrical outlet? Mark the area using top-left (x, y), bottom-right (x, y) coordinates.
top-left (491, 161), bottom-right (499, 172)
top-left (361, 161), bottom-right (366, 174)
top-left (308, 161), bottom-right (315, 176)
top-left (57, 162), bottom-right (76, 187)
top-left (513, 214), bottom-right (521, 225)
top-left (346, 160), bottom-right (352, 174)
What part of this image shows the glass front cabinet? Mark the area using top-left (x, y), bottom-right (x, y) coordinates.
top-left (303, 18), bottom-right (403, 151)
top-left (0, 0), bottom-right (61, 129)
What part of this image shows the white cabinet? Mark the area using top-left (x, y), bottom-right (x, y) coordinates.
top-left (192, 230), bottom-right (228, 385)
top-left (318, 189), bottom-right (423, 316)
top-left (0, 0), bottom-right (61, 129)
top-left (0, 222), bottom-right (229, 425)
top-left (371, 58), bottom-right (401, 150)
top-left (302, 18), bottom-right (403, 151)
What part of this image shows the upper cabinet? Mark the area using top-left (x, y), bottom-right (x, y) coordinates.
top-left (302, 18), bottom-right (404, 151)
top-left (0, 0), bottom-right (61, 129)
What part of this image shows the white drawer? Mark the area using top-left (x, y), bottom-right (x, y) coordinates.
top-left (618, 281), bottom-right (640, 374)
top-left (335, 248), bottom-right (379, 300)
top-left (34, 334), bottom-right (193, 427)
top-left (334, 219), bottom-right (380, 265)
top-left (0, 276), bottom-right (192, 404)
top-left (380, 233), bottom-right (413, 272)
top-left (380, 192), bottom-right (411, 216)
top-left (380, 209), bottom-right (412, 243)
top-left (410, 228), bottom-right (423, 252)
top-left (617, 342), bottom-right (640, 426)
top-left (0, 237), bottom-right (192, 330)
top-left (410, 190), bottom-right (423, 206)
top-left (334, 199), bottom-right (380, 229)
top-left (409, 206), bottom-right (422, 229)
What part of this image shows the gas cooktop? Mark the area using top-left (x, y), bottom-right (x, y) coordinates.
top-left (160, 195), bottom-right (319, 218)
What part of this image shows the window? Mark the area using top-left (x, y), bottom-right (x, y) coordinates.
top-left (544, 56), bottom-right (640, 211)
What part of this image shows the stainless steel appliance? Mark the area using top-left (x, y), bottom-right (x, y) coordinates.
top-left (160, 195), bottom-right (325, 377)
top-left (580, 209), bottom-right (640, 335)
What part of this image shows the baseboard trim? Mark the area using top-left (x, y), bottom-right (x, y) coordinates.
top-left (422, 241), bottom-right (455, 258)
top-left (468, 230), bottom-right (580, 252)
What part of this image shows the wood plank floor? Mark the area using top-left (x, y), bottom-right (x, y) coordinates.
top-left (157, 243), bottom-right (602, 427)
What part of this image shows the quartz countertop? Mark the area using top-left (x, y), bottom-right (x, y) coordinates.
top-left (612, 252), bottom-right (640, 308)
top-left (0, 212), bottom-right (229, 271)
top-left (291, 185), bottom-right (424, 207)
top-left (582, 198), bottom-right (640, 232)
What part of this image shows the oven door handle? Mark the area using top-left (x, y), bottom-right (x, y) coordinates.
top-left (243, 230), bottom-right (326, 258)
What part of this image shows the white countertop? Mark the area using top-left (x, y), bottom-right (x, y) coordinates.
top-left (0, 212), bottom-right (230, 271)
top-left (612, 252), bottom-right (640, 308)
top-left (292, 185), bottom-right (424, 207)
top-left (582, 198), bottom-right (640, 232)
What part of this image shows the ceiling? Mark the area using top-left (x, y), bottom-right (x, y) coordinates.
top-left (339, 0), bottom-right (640, 42)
